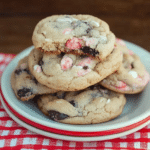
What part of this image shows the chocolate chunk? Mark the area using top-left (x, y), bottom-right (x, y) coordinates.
top-left (17, 88), bottom-right (33, 98)
top-left (32, 77), bottom-right (38, 84)
top-left (131, 62), bottom-right (134, 69)
top-left (89, 84), bottom-right (100, 90)
top-left (80, 46), bottom-right (99, 57)
top-left (84, 21), bottom-right (92, 33)
top-left (57, 52), bottom-right (65, 58)
top-left (86, 28), bottom-right (91, 33)
top-left (24, 69), bottom-right (30, 74)
top-left (48, 110), bottom-right (69, 120)
top-left (69, 100), bottom-right (76, 107)
top-left (71, 20), bottom-right (81, 29)
top-left (38, 60), bottom-right (44, 66)
top-left (80, 55), bottom-right (88, 59)
top-left (56, 92), bottom-right (66, 99)
top-left (51, 93), bottom-right (57, 96)
top-left (15, 69), bottom-right (22, 75)
top-left (15, 68), bottom-right (30, 75)
top-left (83, 66), bottom-right (88, 70)
top-left (99, 85), bottom-right (106, 90)
top-left (89, 85), bottom-right (95, 90)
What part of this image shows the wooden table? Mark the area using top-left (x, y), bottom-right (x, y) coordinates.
top-left (0, 0), bottom-right (150, 54)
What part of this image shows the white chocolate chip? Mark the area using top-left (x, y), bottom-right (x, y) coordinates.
top-left (42, 31), bottom-right (47, 35)
top-left (34, 65), bottom-right (38, 70)
top-left (34, 65), bottom-right (41, 73)
top-left (45, 38), bottom-right (50, 42)
top-left (106, 99), bottom-right (111, 104)
top-left (56, 101), bottom-right (62, 103)
top-left (128, 70), bottom-right (138, 78)
top-left (72, 18), bottom-right (78, 22)
top-left (100, 99), bottom-right (104, 102)
top-left (99, 35), bottom-right (107, 43)
top-left (57, 17), bottom-right (78, 23)
top-left (72, 65), bottom-right (83, 69)
top-left (91, 21), bottom-right (100, 27)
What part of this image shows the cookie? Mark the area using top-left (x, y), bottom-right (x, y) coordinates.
top-left (100, 39), bottom-right (150, 94)
top-left (28, 45), bottom-right (122, 91)
top-left (32, 15), bottom-right (115, 60)
top-left (37, 85), bottom-right (126, 124)
top-left (11, 56), bottom-right (57, 101)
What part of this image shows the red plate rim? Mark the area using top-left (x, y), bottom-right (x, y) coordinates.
top-left (1, 88), bottom-right (150, 137)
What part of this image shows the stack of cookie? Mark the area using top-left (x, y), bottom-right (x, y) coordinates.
top-left (11, 15), bottom-right (149, 124)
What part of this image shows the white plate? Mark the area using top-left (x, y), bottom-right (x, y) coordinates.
top-left (1, 41), bottom-right (150, 134)
top-left (1, 95), bottom-right (150, 141)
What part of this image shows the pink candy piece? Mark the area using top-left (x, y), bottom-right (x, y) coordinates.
top-left (76, 57), bottom-right (93, 76)
top-left (115, 81), bottom-right (130, 91)
top-left (77, 69), bottom-right (91, 77)
top-left (143, 71), bottom-right (150, 84)
top-left (128, 49), bottom-right (134, 55)
top-left (138, 71), bottom-right (150, 86)
top-left (63, 28), bottom-right (72, 35)
top-left (116, 81), bottom-right (127, 88)
top-left (61, 56), bottom-right (73, 70)
top-left (66, 38), bottom-right (82, 49)
top-left (129, 65), bottom-right (132, 69)
top-left (20, 63), bottom-right (27, 69)
top-left (78, 57), bottom-right (92, 67)
top-left (34, 65), bottom-right (41, 73)
top-left (116, 38), bottom-right (126, 46)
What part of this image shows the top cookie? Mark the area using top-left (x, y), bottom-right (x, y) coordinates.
top-left (32, 15), bottom-right (115, 60)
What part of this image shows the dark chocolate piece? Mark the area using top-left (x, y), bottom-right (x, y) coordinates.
top-left (32, 77), bottom-right (38, 84)
top-left (38, 60), bottom-right (44, 66)
top-left (15, 69), bottom-right (22, 75)
top-left (57, 52), bottom-right (65, 58)
top-left (48, 110), bottom-right (69, 120)
top-left (15, 68), bottom-right (30, 75)
top-left (80, 46), bottom-right (99, 57)
top-left (83, 66), bottom-right (89, 70)
top-left (17, 88), bottom-right (33, 98)
top-left (131, 62), bottom-right (134, 69)
top-left (69, 100), bottom-right (76, 107)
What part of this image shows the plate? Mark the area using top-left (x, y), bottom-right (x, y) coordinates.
top-left (1, 95), bottom-right (150, 141)
top-left (1, 41), bottom-right (150, 137)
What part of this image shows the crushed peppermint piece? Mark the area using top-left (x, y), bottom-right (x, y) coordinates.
top-left (20, 63), bottom-right (27, 69)
top-left (34, 65), bottom-right (41, 73)
top-left (77, 69), bottom-right (91, 77)
top-left (63, 28), bottom-right (72, 35)
top-left (128, 49), bottom-right (134, 55)
top-left (116, 38), bottom-right (126, 46)
top-left (116, 81), bottom-right (127, 88)
top-left (66, 38), bottom-right (82, 49)
top-left (61, 56), bottom-right (73, 70)
top-left (78, 57), bottom-right (92, 67)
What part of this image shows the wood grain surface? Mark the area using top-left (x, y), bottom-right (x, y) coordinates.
top-left (0, 0), bottom-right (150, 54)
